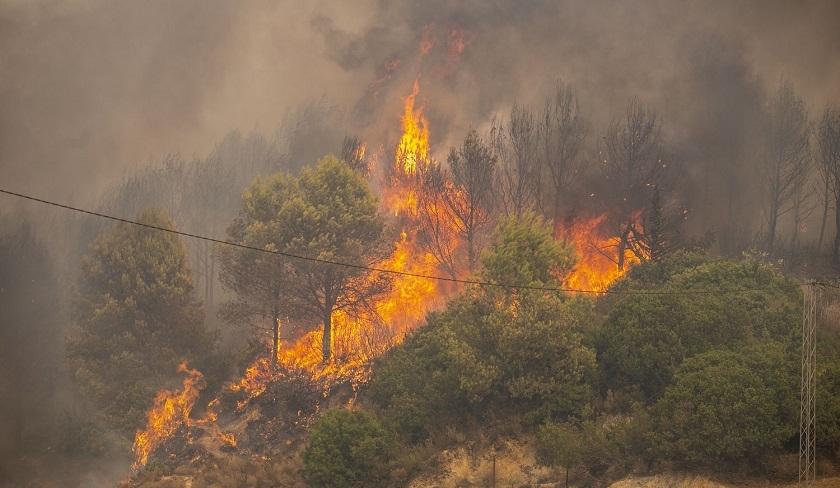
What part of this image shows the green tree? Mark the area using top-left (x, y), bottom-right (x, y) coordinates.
top-left (302, 409), bottom-right (391, 488)
top-left (651, 342), bottom-right (797, 468)
top-left (218, 171), bottom-right (298, 366)
top-left (481, 212), bottom-right (575, 285)
top-left (598, 256), bottom-right (800, 401)
top-left (370, 214), bottom-right (595, 438)
top-left (285, 156), bottom-right (391, 362)
top-left (221, 156), bottom-right (391, 363)
top-left (0, 222), bottom-right (61, 455)
top-left (67, 209), bottom-right (215, 433)
top-left (536, 422), bottom-right (583, 488)
top-left (817, 359), bottom-right (840, 452)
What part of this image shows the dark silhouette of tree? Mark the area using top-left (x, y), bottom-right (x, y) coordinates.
top-left (602, 99), bottom-right (667, 269)
top-left (817, 106), bottom-right (840, 262)
top-left (759, 81), bottom-right (810, 256)
top-left (538, 82), bottom-right (587, 225)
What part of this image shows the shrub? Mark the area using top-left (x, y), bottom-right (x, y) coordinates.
top-left (301, 409), bottom-right (391, 487)
top-left (651, 342), bottom-right (797, 469)
top-left (598, 257), bottom-right (800, 401)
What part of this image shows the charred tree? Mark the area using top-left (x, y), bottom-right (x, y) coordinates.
top-left (760, 81), bottom-right (811, 256)
top-left (493, 104), bottom-right (539, 217)
top-left (538, 82), bottom-right (587, 226)
top-left (445, 130), bottom-right (497, 271)
top-left (817, 106), bottom-right (840, 263)
top-left (602, 99), bottom-right (667, 269)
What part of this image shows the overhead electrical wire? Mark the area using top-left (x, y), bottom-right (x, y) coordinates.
top-left (1, 187), bottom-right (831, 295)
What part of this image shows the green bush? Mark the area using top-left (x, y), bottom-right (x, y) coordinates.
top-left (597, 257), bottom-right (800, 401)
top-left (369, 215), bottom-right (596, 440)
top-left (651, 342), bottom-right (797, 469)
top-left (302, 409), bottom-right (391, 488)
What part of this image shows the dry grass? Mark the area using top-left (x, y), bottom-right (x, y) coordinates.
top-left (408, 438), bottom-right (556, 487)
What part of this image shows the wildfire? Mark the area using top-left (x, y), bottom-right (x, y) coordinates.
top-left (132, 362), bottom-right (238, 470)
top-left (227, 356), bottom-right (276, 410)
top-left (132, 362), bottom-right (205, 470)
top-left (278, 232), bottom-right (441, 383)
top-left (561, 215), bottom-right (640, 291)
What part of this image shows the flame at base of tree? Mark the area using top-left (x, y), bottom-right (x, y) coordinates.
top-left (132, 362), bottom-right (205, 470)
top-left (277, 231), bottom-right (442, 385)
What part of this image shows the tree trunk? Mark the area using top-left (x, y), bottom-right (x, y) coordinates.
top-left (565, 466), bottom-right (569, 488)
top-left (818, 177), bottom-right (830, 253)
top-left (617, 224), bottom-right (632, 270)
top-left (834, 194), bottom-right (840, 264)
top-left (271, 308), bottom-right (280, 368)
top-left (767, 198), bottom-right (779, 256)
top-left (466, 227), bottom-right (475, 272)
top-left (322, 310), bottom-right (332, 363)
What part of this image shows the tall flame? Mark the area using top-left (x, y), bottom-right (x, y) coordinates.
top-left (395, 79), bottom-right (429, 175)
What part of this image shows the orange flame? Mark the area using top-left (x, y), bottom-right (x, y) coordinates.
top-left (562, 214), bottom-right (640, 291)
top-left (278, 232), bottom-right (441, 383)
top-left (132, 362), bottom-right (205, 470)
top-left (395, 79), bottom-right (429, 176)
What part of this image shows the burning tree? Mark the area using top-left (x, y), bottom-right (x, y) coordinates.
top-left (601, 98), bottom-right (668, 270)
top-left (218, 172), bottom-right (299, 367)
top-left (221, 156), bottom-right (392, 364)
top-left (286, 156), bottom-right (392, 362)
top-left (414, 130), bottom-right (496, 278)
top-left (445, 129), bottom-right (497, 271)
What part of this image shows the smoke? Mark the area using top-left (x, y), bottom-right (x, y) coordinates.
top-left (2, 0), bottom-right (838, 207)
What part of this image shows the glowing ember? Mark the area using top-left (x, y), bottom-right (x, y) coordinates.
top-left (132, 362), bottom-right (205, 470)
top-left (561, 214), bottom-right (640, 291)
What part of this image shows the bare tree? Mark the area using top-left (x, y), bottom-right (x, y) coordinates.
top-left (760, 80), bottom-right (811, 256)
top-left (445, 130), bottom-right (497, 271)
top-left (416, 160), bottom-right (460, 279)
top-left (340, 135), bottom-right (369, 174)
top-left (414, 131), bottom-right (496, 277)
top-left (817, 106), bottom-right (840, 262)
top-left (538, 83), bottom-right (587, 225)
top-left (602, 99), bottom-right (666, 269)
top-left (494, 104), bottom-right (538, 216)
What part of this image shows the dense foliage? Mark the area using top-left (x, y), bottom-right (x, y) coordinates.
top-left (651, 342), bottom-right (798, 467)
top-left (369, 215), bottom-right (595, 440)
top-left (301, 409), bottom-right (391, 488)
top-left (220, 155), bottom-right (391, 362)
top-left (67, 209), bottom-right (216, 433)
top-left (597, 254), bottom-right (800, 401)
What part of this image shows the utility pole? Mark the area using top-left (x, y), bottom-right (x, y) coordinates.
top-left (799, 280), bottom-right (819, 486)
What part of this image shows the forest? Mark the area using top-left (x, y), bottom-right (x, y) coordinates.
top-left (2, 1), bottom-right (840, 487)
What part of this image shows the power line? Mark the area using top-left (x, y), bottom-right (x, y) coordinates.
top-left (0, 186), bottom-right (804, 295)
